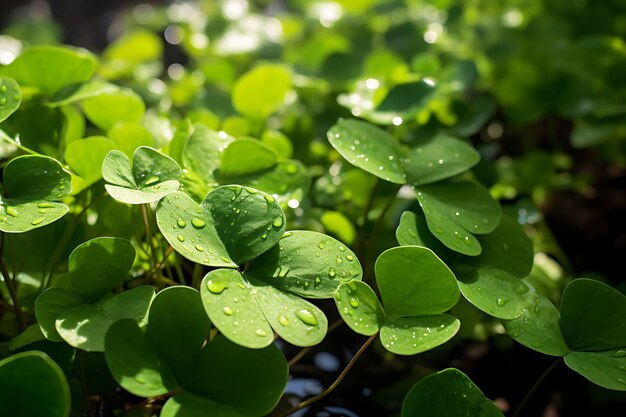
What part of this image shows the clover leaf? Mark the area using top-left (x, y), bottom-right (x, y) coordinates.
top-left (35, 237), bottom-right (154, 351)
top-left (102, 146), bottom-right (182, 204)
top-left (220, 138), bottom-right (278, 177)
top-left (0, 351), bottom-right (71, 417)
top-left (0, 45), bottom-right (97, 95)
top-left (66, 136), bottom-right (116, 186)
top-left (232, 64), bottom-right (292, 120)
top-left (401, 368), bottom-right (504, 417)
top-left (202, 269), bottom-right (328, 348)
top-left (0, 155), bottom-right (72, 233)
top-left (105, 287), bottom-right (288, 416)
top-left (82, 89), bottom-right (145, 132)
top-left (156, 186), bottom-right (285, 267)
top-left (327, 119), bottom-right (498, 255)
top-left (0, 77), bottom-right (21, 123)
top-left (336, 246), bottom-right (460, 355)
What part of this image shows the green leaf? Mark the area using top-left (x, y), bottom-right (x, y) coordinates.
top-left (246, 230), bottom-right (362, 298)
top-left (206, 186), bottom-right (286, 264)
top-left (0, 155), bottom-right (71, 233)
top-left (220, 138), bottom-right (278, 177)
top-left (145, 287), bottom-right (210, 382)
top-left (565, 349), bottom-right (626, 391)
top-left (55, 285), bottom-right (155, 351)
top-left (35, 288), bottom-right (83, 342)
top-left (560, 279), bottom-right (626, 351)
top-left (0, 77), bottom-right (22, 123)
top-left (82, 90), bottom-right (145, 132)
top-left (456, 267), bottom-right (532, 320)
top-left (232, 64), bottom-right (292, 120)
top-left (182, 125), bottom-right (234, 183)
top-left (108, 122), bottom-right (154, 158)
top-left (416, 180), bottom-right (502, 255)
top-left (0, 45), bottom-right (97, 95)
top-left (334, 281), bottom-right (384, 336)
top-left (395, 210), bottom-right (454, 258)
top-left (261, 129), bottom-right (293, 159)
top-left (247, 276), bottom-right (328, 347)
top-left (103, 147), bottom-right (182, 204)
top-left (503, 286), bottom-right (569, 356)
top-left (401, 368), bottom-right (504, 417)
top-left (164, 336), bottom-right (288, 417)
top-left (201, 269), bottom-right (273, 349)
top-left (403, 135), bottom-right (480, 186)
top-left (380, 315), bottom-right (460, 355)
top-left (66, 237), bottom-right (136, 302)
top-left (46, 79), bottom-right (118, 107)
top-left (0, 351), bottom-right (71, 417)
top-left (65, 136), bottom-right (115, 185)
top-left (105, 319), bottom-right (177, 397)
top-left (156, 191), bottom-right (235, 267)
top-left (372, 80), bottom-right (435, 124)
top-left (375, 246), bottom-right (459, 317)
top-left (327, 119), bottom-right (406, 184)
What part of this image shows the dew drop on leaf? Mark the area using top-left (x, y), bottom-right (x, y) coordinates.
top-left (328, 268), bottom-right (336, 277)
top-left (273, 217), bottom-right (283, 227)
top-left (255, 328), bottom-right (268, 337)
top-left (318, 242), bottom-right (325, 249)
top-left (37, 202), bottom-right (55, 208)
top-left (295, 309), bottom-right (318, 326)
top-left (349, 298), bottom-right (359, 308)
top-left (191, 218), bottom-right (206, 228)
top-left (195, 244), bottom-right (204, 252)
top-left (611, 350), bottom-right (626, 358)
top-left (222, 306), bottom-right (234, 316)
top-left (278, 315), bottom-right (290, 326)
top-left (207, 280), bottom-right (226, 294)
top-left (177, 218), bottom-right (186, 228)
top-left (6, 207), bottom-right (18, 217)
top-left (31, 218), bottom-right (45, 225)
top-left (177, 235), bottom-right (185, 242)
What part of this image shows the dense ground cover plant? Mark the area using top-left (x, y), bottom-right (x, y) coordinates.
top-left (0, 0), bottom-right (625, 416)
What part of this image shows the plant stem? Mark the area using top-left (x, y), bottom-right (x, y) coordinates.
top-left (287, 319), bottom-right (344, 367)
top-left (511, 357), bottom-right (562, 417)
top-left (141, 204), bottom-right (159, 270)
top-left (78, 351), bottom-right (94, 417)
top-left (118, 390), bottom-right (178, 417)
top-left (278, 333), bottom-right (378, 417)
top-left (0, 133), bottom-right (40, 155)
top-left (0, 232), bottom-right (27, 330)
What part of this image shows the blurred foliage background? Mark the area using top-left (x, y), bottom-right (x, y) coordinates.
top-left (1, 0), bottom-right (626, 416)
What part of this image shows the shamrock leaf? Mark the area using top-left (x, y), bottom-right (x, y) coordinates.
top-left (201, 269), bottom-right (328, 348)
top-left (0, 77), bottom-right (21, 123)
top-left (105, 287), bottom-right (288, 416)
top-left (102, 146), bottom-right (182, 204)
top-left (35, 237), bottom-right (154, 351)
top-left (232, 64), bottom-right (292, 120)
top-left (82, 89), bottom-right (145, 132)
top-left (0, 155), bottom-right (72, 233)
top-left (156, 186), bottom-right (285, 267)
top-left (0, 351), bottom-right (71, 417)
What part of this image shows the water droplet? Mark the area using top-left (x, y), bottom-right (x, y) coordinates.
top-left (329, 268), bottom-right (336, 277)
top-left (207, 280), bottom-right (226, 294)
top-left (278, 315), bottom-right (290, 326)
top-left (616, 378), bottom-right (626, 385)
top-left (497, 297), bottom-right (510, 306)
top-left (144, 176), bottom-right (159, 185)
top-left (0, 98), bottom-right (6, 105)
top-left (315, 276), bottom-right (321, 284)
top-left (177, 218), bottom-right (186, 228)
top-left (347, 281), bottom-right (357, 292)
top-left (5, 207), bottom-right (18, 217)
top-left (318, 242), bottom-right (325, 249)
top-left (278, 266), bottom-right (290, 278)
top-left (222, 307), bottom-right (234, 315)
top-left (346, 255), bottom-right (354, 261)
top-left (261, 233), bottom-right (268, 239)
top-left (255, 329), bottom-right (268, 337)
top-left (37, 202), bottom-right (55, 208)
top-left (0, 85), bottom-right (5, 93)
top-left (236, 283), bottom-right (246, 289)
top-left (195, 245), bottom-right (204, 252)
top-left (464, 237), bottom-right (473, 246)
top-left (177, 235), bottom-right (185, 242)
top-left (31, 218), bottom-right (45, 225)
top-left (295, 309), bottom-right (318, 326)
top-left (611, 350), bottom-right (626, 358)
top-left (614, 363), bottom-right (626, 371)
top-left (349, 298), bottom-right (359, 308)
top-left (191, 218), bottom-right (206, 228)
top-left (481, 218), bottom-right (489, 225)
top-left (531, 342), bottom-right (542, 348)
top-left (273, 217), bottom-right (283, 227)
top-left (336, 256), bottom-right (343, 264)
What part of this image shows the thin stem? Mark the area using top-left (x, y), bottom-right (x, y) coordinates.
top-left (278, 333), bottom-right (378, 417)
top-left (79, 351), bottom-right (94, 417)
top-left (141, 204), bottom-right (159, 270)
top-left (117, 390), bottom-right (178, 417)
top-left (511, 357), bottom-right (562, 417)
top-left (146, 245), bottom-right (174, 282)
top-left (288, 319), bottom-right (344, 367)
top-left (0, 134), bottom-right (40, 155)
top-left (0, 232), bottom-right (27, 330)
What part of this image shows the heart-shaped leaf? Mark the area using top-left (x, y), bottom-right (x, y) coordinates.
top-left (564, 349), bottom-right (626, 391)
top-left (503, 284), bottom-right (569, 356)
top-left (201, 269), bottom-right (328, 348)
top-left (182, 125), bottom-right (234, 184)
top-left (55, 285), bottom-right (155, 351)
top-left (246, 230), bottom-right (363, 298)
top-left (0, 45), bottom-right (97, 95)
top-left (334, 281), bottom-right (385, 336)
top-left (395, 210), bottom-right (455, 261)
top-left (220, 138), bottom-right (278, 177)
top-left (0, 77), bottom-right (21, 123)
top-left (375, 246), bottom-right (459, 317)
top-left (456, 266), bottom-right (533, 320)
top-left (0, 351), bottom-right (71, 417)
top-left (0, 155), bottom-right (71, 233)
top-left (65, 136), bottom-right (116, 185)
top-left (380, 315), bottom-right (460, 355)
top-left (106, 287), bottom-right (288, 416)
top-left (82, 89), bottom-right (145, 132)
top-left (402, 368), bottom-right (504, 417)
top-left (560, 279), bottom-right (626, 351)
top-left (416, 180), bottom-right (502, 255)
top-left (103, 147), bottom-right (182, 204)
